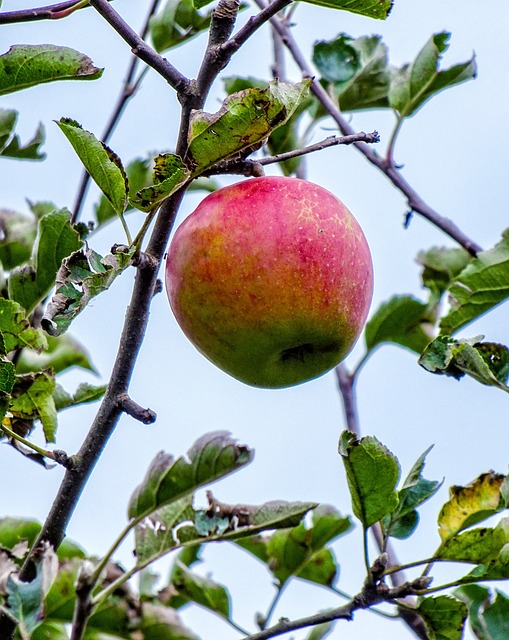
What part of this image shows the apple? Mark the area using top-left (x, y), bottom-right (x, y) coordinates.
top-left (165, 176), bottom-right (373, 388)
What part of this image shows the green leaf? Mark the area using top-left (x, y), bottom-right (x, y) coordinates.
top-left (168, 562), bottom-right (231, 619)
top-left (236, 505), bottom-right (351, 588)
top-left (339, 431), bottom-right (400, 528)
top-left (140, 603), bottom-right (199, 640)
top-left (456, 585), bottom-right (509, 640)
top-left (437, 519), bottom-right (509, 565)
top-left (440, 230), bottom-right (509, 335)
top-left (16, 334), bottom-right (97, 375)
top-left (0, 208), bottom-right (37, 269)
top-left (0, 299), bottom-right (47, 353)
top-left (417, 246), bottom-right (472, 297)
top-left (150, 0), bottom-right (213, 52)
top-left (438, 472), bottom-right (506, 542)
top-left (0, 518), bottom-right (41, 551)
top-left (53, 382), bottom-right (106, 411)
top-left (298, 0), bottom-right (392, 19)
top-left (130, 154), bottom-right (189, 212)
top-left (135, 497), bottom-right (316, 566)
top-left (385, 446), bottom-right (442, 540)
top-left (313, 35), bottom-right (391, 111)
top-left (128, 432), bottom-right (253, 520)
top-left (0, 45), bottom-right (102, 96)
top-left (56, 119), bottom-right (128, 216)
top-left (186, 79), bottom-right (311, 172)
top-left (419, 336), bottom-right (509, 392)
top-left (9, 370), bottom-right (57, 442)
top-left (222, 76), bottom-right (311, 176)
top-left (305, 623), bottom-right (334, 640)
top-left (365, 295), bottom-right (433, 355)
top-left (6, 544), bottom-right (58, 638)
top-left (41, 246), bottom-right (134, 336)
top-left (417, 595), bottom-right (467, 640)
top-left (0, 109), bottom-right (45, 160)
top-left (95, 157), bottom-right (152, 226)
top-left (8, 209), bottom-right (83, 315)
top-left (0, 359), bottom-right (15, 394)
top-left (389, 32), bottom-right (476, 118)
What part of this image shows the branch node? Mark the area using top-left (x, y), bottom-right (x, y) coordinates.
top-left (119, 393), bottom-right (157, 425)
top-left (53, 449), bottom-right (75, 470)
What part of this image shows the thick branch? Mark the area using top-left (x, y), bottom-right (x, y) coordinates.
top-left (89, 0), bottom-right (191, 94)
top-left (261, 4), bottom-right (482, 256)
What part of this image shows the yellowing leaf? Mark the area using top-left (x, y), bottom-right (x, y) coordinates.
top-left (438, 472), bottom-right (506, 542)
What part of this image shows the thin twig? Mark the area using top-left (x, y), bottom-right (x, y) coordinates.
top-left (259, 131), bottom-right (379, 166)
top-left (259, 1), bottom-right (482, 256)
top-left (72, 0), bottom-right (159, 222)
top-left (0, 0), bottom-right (87, 24)
top-left (89, 0), bottom-right (191, 94)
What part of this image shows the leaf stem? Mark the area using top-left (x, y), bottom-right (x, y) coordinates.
top-left (262, 585), bottom-right (286, 629)
top-left (0, 422), bottom-right (55, 461)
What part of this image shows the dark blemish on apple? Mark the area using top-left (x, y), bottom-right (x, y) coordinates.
top-left (280, 343), bottom-right (314, 363)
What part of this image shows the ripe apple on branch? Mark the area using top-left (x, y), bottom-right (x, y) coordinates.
top-left (166, 176), bottom-right (373, 388)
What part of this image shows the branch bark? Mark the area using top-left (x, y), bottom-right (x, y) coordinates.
top-left (0, 0), bottom-right (87, 23)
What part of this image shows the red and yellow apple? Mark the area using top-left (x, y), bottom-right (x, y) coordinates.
top-left (165, 176), bottom-right (373, 388)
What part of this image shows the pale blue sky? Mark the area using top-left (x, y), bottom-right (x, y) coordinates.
top-left (2, 2), bottom-right (509, 638)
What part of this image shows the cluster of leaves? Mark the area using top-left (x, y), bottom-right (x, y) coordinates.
top-left (364, 235), bottom-right (509, 393)
top-left (2, 430), bottom-right (509, 639)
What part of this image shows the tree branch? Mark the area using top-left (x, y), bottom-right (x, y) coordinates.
top-left (0, 0), bottom-right (87, 24)
top-left (72, 0), bottom-right (161, 222)
top-left (260, 2), bottom-right (482, 256)
top-left (244, 575), bottom-right (428, 640)
top-left (88, 0), bottom-right (191, 94)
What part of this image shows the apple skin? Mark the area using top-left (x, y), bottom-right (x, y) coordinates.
top-left (165, 176), bottom-right (373, 388)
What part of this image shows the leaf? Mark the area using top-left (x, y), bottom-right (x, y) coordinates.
top-left (150, 0), bottom-right (213, 52)
top-left (168, 561), bottom-right (231, 620)
top-left (41, 246), bottom-right (135, 336)
top-left (456, 585), bottom-right (509, 640)
top-left (313, 35), bottom-right (391, 111)
top-left (0, 208), bottom-right (37, 269)
top-left (140, 602), bottom-right (199, 640)
top-left (419, 335), bottom-right (509, 392)
top-left (0, 109), bottom-right (45, 160)
top-left (298, 0), bottom-right (392, 20)
top-left (0, 518), bottom-right (41, 551)
top-left (6, 543), bottom-right (58, 638)
top-left (0, 299), bottom-right (47, 354)
top-left (128, 432), bottom-right (253, 520)
top-left (0, 359), bottom-right (15, 394)
top-left (385, 446), bottom-right (442, 539)
top-left (305, 622), bottom-right (334, 640)
top-left (0, 45), bottom-right (102, 96)
top-left (135, 497), bottom-right (316, 566)
top-left (16, 334), bottom-right (97, 375)
top-left (53, 382), bottom-right (106, 411)
top-left (95, 157), bottom-right (152, 226)
top-left (339, 431), bottom-right (400, 528)
top-left (365, 295), bottom-right (433, 355)
top-left (130, 154), bottom-right (189, 212)
top-left (8, 209), bottom-right (83, 315)
top-left (440, 229), bottom-right (509, 335)
top-left (56, 119), bottom-right (128, 216)
top-left (437, 519), bottom-right (509, 565)
top-left (186, 79), bottom-right (311, 172)
top-left (235, 505), bottom-right (352, 588)
top-left (389, 32), bottom-right (476, 118)
top-left (417, 595), bottom-right (467, 640)
top-left (222, 76), bottom-right (311, 176)
top-left (9, 370), bottom-right (57, 442)
top-left (417, 246), bottom-right (472, 297)
top-left (438, 472), bottom-right (507, 542)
